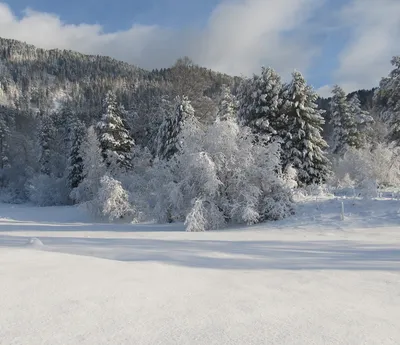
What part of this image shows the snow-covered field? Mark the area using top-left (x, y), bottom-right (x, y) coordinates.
top-left (1, 196), bottom-right (400, 345)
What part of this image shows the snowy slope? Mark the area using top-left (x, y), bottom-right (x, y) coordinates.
top-left (1, 197), bottom-right (400, 345)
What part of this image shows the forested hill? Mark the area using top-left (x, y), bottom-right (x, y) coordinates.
top-left (0, 37), bottom-right (235, 119)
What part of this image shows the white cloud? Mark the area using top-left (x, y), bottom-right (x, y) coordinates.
top-left (332, 0), bottom-right (400, 93)
top-left (195, 0), bottom-right (323, 78)
top-left (0, 1), bottom-right (322, 78)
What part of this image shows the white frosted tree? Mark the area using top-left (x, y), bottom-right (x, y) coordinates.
top-left (281, 71), bottom-right (330, 185)
top-left (330, 85), bottom-right (361, 154)
top-left (238, 67), bottom-right (283, 140)
top-left (152, 115), bottom-right (294, 231)
top-left (348, 94), bottom-right (374, 148)
top-left (217, 84), bottom-right (237, 122)
top-left (97, 91), bottom-right (134, 170)
top-left (155, 95), bottom-right (198, 161)
top-left (375, 56), bottom-right (400, 145)
top-left (70, 126), bottom-right (106, 204)
top-left (91, 175), bottom-right (133, 221)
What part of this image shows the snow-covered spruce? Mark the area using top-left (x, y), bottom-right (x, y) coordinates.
top-left (216, 84), bottom-right (237, 122)
top-left (238, 67), bottom-right (283, 140)
top-left (70, 126), bottom-right (106, 204)
top-left (329, 85), bottom-right (363, 154)
top-left (280, 71), bottom-right (330, 186)
top-left (155, 96), bottom-right (198, 161)
top-left (96, 91), bottom-right (134, 170)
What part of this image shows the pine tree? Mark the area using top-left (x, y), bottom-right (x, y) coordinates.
top-left (348, 94), bottom-right (374, 148)
top-left (330, 85), bottom-right (361, 154)
top-left (375, 56), bottom-right (400, 145)
top-left (217, 85), bottom-right (236, 122)
top-left (282, 71), bottom-right (330, 185)
top-left (70, 126), bottom-right (105, 203)
top-left (155, 96), bottom-right (197, 160)
top-left (96, 91), bottom-right (134, 170)
top-left (67, 121), bottom-right (86, 192)
top-left (38, 114), bottom-right (56, 176)
top-left (238, 67), bottom-right (283, 140)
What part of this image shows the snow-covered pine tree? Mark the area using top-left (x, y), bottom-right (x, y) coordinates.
top-left (238, 67), bottom-right (283, 141)
top-left (155, 95), bottom-right (197, 160)
top-left (330, 85), bottom-right (361, 154)
top-left (348, 94), bottom-right (374, 148)
top-left (217, 84), bottom-right (237, 122)
top-left (282, 71), bottom-right (330, 185)
top-left (70, 126), bottom-right (106, 204)
top-left (375, 56), bottom-right (400, 146)
top-left (96, 91), bottom-right (134, 170)
top-left (67, 120), bottom-right (86, 193)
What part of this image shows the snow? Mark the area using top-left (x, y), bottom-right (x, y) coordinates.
top-left (1, 196), bottom-right (400, 345)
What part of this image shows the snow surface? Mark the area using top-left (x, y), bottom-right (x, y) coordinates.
top-left (1, 196), bottom-right (400, 345)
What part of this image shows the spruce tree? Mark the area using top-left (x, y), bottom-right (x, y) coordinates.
top-left (155, 96), bottom-right (196, 161)
top-left (217, 85), bottom-right (236, 122)
top-left (348, 94), bottom-right (374, 148)
top-left (70, 126), bottom-right (106, 203)
top-left (238, 67), bottom-right (283, 140)
top-left (67, 121), bottom-right (86, 192)
top-left (96, 91), bottom-right (134, 170)
top-left (375, 56), bottom-right (400, 145)
top-left (282, 71), bottom-right (330, 185)
top-left (330, 85), bottom-right (361, 154)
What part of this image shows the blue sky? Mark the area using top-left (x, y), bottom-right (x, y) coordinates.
top-left (1, 0), bottom-right (399, 96)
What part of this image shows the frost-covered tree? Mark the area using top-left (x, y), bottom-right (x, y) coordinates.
top-left (375, 56), bottom-right (400, 146)
top-left (348, 94), bottom-right (374, 148)
top-left (151, 116), bottom-right (294, 231)
top-left (97, 91), bottom-right (134, 170)
top-left (330, 85), bottom-right (361, 154)
top-left (155, 96), bottom-right (198, 160)
top-left (238, 67), bottom-right (283, 140)
top-left (281, 71), bottom-right (330, 185)
top-left (90, 175), bottom-right (133, 221)
top-left (70, 126), bottom-right (106, 203)
top-left (217, 84), bottom-right (237, 122)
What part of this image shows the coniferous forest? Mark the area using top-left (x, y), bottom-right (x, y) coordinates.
top-left (1, 37), bottom-right (399, 231)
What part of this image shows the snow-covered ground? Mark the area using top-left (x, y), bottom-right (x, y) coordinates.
top-left (1, 196), bottom-right (400, 345)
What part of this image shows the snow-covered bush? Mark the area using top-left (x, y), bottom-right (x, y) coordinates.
top-left (26, 174), bottom-right (69, 206)
top-left (87, 175), bottom-right (135, 222)
top-left (151, 117), bottom-right (294, 231)
top-left (330, 144), bottom-right (400, 195)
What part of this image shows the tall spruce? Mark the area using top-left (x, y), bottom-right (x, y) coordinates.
top-left (155, 96), bottom-right (196, 160)
top-left (96, 91), bottom-right (134, 170)
top-left (67, 120), bottom-right (86, 192)
top-left (348, 94), bottom-right (374, 148)
top-left (217, 85), bottom-right (237, 122)
top-left (375, 56), bottom-right (400, 145)
top-left (238, 67), bottom-right (283, 140)
top-left (282, 71), bottom-right (330, 185)
top-left (330, 85), bottom-right (361, 154)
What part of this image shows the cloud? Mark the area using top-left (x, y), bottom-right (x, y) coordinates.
top-left (319, 0), bottom-right (400, 96)
top-left (0, 0), bottom-right (322, 78)
top-left (195, 0), bottom-right (323, 78)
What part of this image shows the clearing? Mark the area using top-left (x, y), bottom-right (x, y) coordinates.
top-left (1, 196), bottom-right (400, 345)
